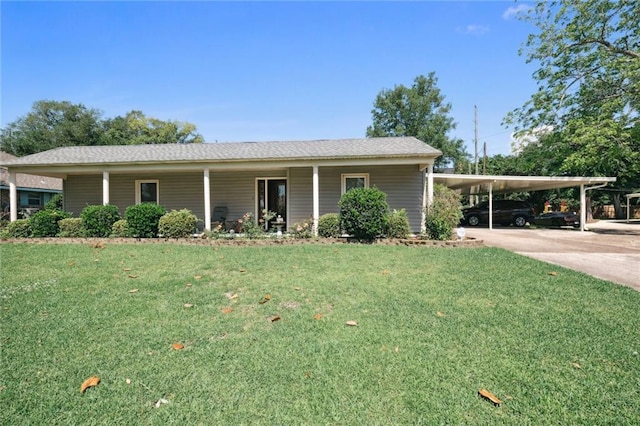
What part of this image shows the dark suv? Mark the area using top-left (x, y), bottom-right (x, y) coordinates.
top-left (461, 200), bottom-right (535, 227)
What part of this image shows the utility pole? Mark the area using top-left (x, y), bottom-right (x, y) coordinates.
top-left (474, 105), bottom-right (479, 175)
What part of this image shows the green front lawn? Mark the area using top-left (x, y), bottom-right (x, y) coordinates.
top-left (1, 243), bottom-right (639, 424)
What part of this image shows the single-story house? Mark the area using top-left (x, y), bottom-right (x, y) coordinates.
top-left (0, 151), bottom-right (63, 219)
top-left (0, 137), bottom-right (441, 233)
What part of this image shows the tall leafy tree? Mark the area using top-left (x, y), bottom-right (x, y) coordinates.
top-left (0, 100), bottom-right (103, 156)
top-left (1, 101), bottom-right (204, 156)
top-left (367, 73), bottom-right (468, 169)
top-left (504, 0), bottom-right (640, 216)
top-left (101, 110), bottom-right (203, 145)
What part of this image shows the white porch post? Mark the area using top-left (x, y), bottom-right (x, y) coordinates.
top-left (427, 164), bottom-right (434, 207)
top-left (102, 171), bottom-right (110, 205)
top-left (580, 184), bottom-right (586, 232)
top-left (421, 170), bottom-right (427, 233)
top-left (9, 171), bottom-right (17, 222)
top-left (204, 169), bottom-right (211, 231)
top-left (488, 182), bottom-right (493, 230)
top-left (312, 165), bottom-right (319, 236)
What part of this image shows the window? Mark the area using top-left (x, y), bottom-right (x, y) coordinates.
top-left (341, 173), bottom-right (369, 194)
top-left (27, 192), bottom-right (42, 206)
top-left (135, 180), bottom-right (159, 204)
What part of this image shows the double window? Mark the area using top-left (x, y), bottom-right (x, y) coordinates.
top-left (341, 173), bottom-right (369, 194)
top-left (135, 180), bottom-right (159, 204)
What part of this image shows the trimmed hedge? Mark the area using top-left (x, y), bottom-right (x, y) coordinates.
top-left (124, 203), bottom-right (167, 238)
top-left (338, 187), bottom-right (390, 241)
top-left (30, 209), bottom-right (71, 237)
top-left (387, 209), bottom-right (410, 239)
top-left (58, 218), bottom-right (84, 237)
top-left (317, 213), bottom-right (341, 238)
top-left (424, 184), bottom-right (463, 240)
top-left (111, 219), bottom-right (130, 237)
top-left (0, 219), bottom-right (31, 238)
top-left (81, 204), bottom-right (121, 237)
top-left (158, 209), bottom-right (198, 238)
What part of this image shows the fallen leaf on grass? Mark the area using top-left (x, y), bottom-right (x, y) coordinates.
top-left (313, 313), bottom-right (323, 320)
top-left (125, 379), bottom-right (131, 385)
top-left (571, 362), bottom-right (582, 369)
top-left (80, 376), bottom-right (100, 394)
top-left (185, 283), bottom-right (192, 288)
top-left (239, 268), bottom-right (246, 273)
top-left (294, 286), bottom-right (302, 291)
top-left (128, 274), bottom-right (138, 279)
top-left (259, 294), bottom-right (271, 304)
top-left (183, 303), bottom-right (194, 308)
top-left (123, 268), bottom-right (131, 272)
top-left (382, 269), bottom-right (390, 275)
top-left (128, 289), bottom-right (139, 293)
top-left (92, 242), bottom-right (105, 249)
top-left (395, 346), bottom-right (400, 353)
top-left (154, 398), bottom-right (169, 408)
top-left (194, 275), bottom-right (202, 280)
top-left (172, 343), bottom-right (185, 350)
top-left (224, 292), bottom-right (238, 300)
top-left (549, 271), bottom-right (558, 276)
top-left (345, 320), bottom-right (358, 327)
top-left (67, 261), bottom-right (75, 266)
top-left (478, 388), bottom-right (501, 406)
top-left (436, 311), bottom-right (445, 317)
top-left (221, 307), bottom-right (233, 314)
top-left (269, 315), bottom-right (281, 322)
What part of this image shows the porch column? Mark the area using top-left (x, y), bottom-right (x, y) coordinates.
top-left (427, 164), bottom-right (434, 207)
top-left (9, 171), bottom-right (17, 222)
top-left (421, 170), bottom-right (427, 233)
top-left (312, 165), bottom-right (319, 236)
top-left (102, 171), bottom-right (110, 205)
top-left (203, 169), bottom-right (211, 231)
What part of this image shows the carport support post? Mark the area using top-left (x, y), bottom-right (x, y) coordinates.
top-left (488, 182), bottom-right (493, 230)
top-left (580, 184), bottom-right (586, 232)
top-left (204, 169), bottom-right (211, 231)
top-left (102, 171), bottom-right (110, 205)
top-left (9, 171), bottom-right (17, 222)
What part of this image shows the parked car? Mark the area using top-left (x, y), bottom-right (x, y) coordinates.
top-left (461, 200), bottom-right (535, 227)
top-left (536, 211), bottom-right (580, 228)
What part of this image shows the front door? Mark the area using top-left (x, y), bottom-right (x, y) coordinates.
top-left (256, 178), bottom-right (286, 229)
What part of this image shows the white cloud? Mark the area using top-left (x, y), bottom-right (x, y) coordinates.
top-left (456, 24), bottom-right (490, 35)
top-left (502, 4), bottom-right (532, 20)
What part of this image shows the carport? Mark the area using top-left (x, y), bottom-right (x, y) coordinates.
top-left (627, 193), bottom-right (640, 222)
top-left (433, 174), bottom-right (616, 232)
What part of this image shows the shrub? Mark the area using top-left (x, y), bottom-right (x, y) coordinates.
top-left (424, 184), bottom-right (463, 240)
top-left (111, 219), bottom-right (130, 237)
top-left (29, 209), bottom-right (70, 237)
top-left (0, 219), bottom-right (31, 238)
top-left (57, 218), bottom-right (84, 237)
top-left (290, 218), bottom-right (314, 239)
top-left (239, 212), bottom-right (265, 239)
top-left (317, 213), bottom-right (341, 238)
top-left (44, 193), bottom-right (63, 211)
top-left (338, 187), bottom-right (390, 241)
top-left (158, 209), bottom-right (198, 238)
top-left (387, 209), bottom-right (410, 239)
top-left (124, 203), bottom-right (167, 238)
top-left (81, 204), bottom-right (121, 237)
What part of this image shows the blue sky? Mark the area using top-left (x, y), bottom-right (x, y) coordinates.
top-left (1, 1), bottom-right (537, 157)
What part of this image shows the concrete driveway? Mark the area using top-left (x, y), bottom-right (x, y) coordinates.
top-left (464, 220), bottom-right (640, 291)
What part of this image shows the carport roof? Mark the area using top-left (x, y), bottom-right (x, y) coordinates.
top-left (434, 173), bottom-right (616, 195)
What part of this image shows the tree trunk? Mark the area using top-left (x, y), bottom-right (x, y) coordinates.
top-left (586, 197), bottom-right (594, 222)
top-left (612, 194), bottom-right (623, 219)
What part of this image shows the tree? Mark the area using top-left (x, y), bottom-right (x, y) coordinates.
top-left (367, 73), bottom-right (469, 169)
top-left (1, 101), bottom-right (204, 156)
top-left (504, 0), bottom-right (640, 218)
top-left (100, 110), bottom-right (204, 145)
top-left (0, 100), bottom-right (103, 156)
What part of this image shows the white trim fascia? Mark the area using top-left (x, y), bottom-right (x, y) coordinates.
top-left (135, 179), bottom-right (160, 204)
top-left (341, 173), bottom-right (370, 194)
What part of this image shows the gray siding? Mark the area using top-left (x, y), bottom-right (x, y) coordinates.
top-left (287, 165), bottom-right (424, 233)
top-left (64, 175), bottom-right (102, 216)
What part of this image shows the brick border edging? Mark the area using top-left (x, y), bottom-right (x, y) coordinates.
top-left (0, 237), bottom-right (483, 247)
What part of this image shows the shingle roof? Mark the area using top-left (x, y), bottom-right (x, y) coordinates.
top-left (0, 152), bottom-right (63, 190)
top-left (0, 137), bottom-right (441, 167)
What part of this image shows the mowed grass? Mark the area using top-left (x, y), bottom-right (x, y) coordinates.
top-left (1, 242), bottom-right (639, 424)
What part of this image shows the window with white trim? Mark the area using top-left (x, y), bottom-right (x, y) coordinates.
top-left (341, 173), bottom-right (369, 194)
top-left (135, 180), bottom-right (159, 204)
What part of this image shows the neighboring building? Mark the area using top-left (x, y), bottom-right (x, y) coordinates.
top-left (0, 152), bottom-right (62, 219)
top-left (0, 138), bottom-right (441, 233)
